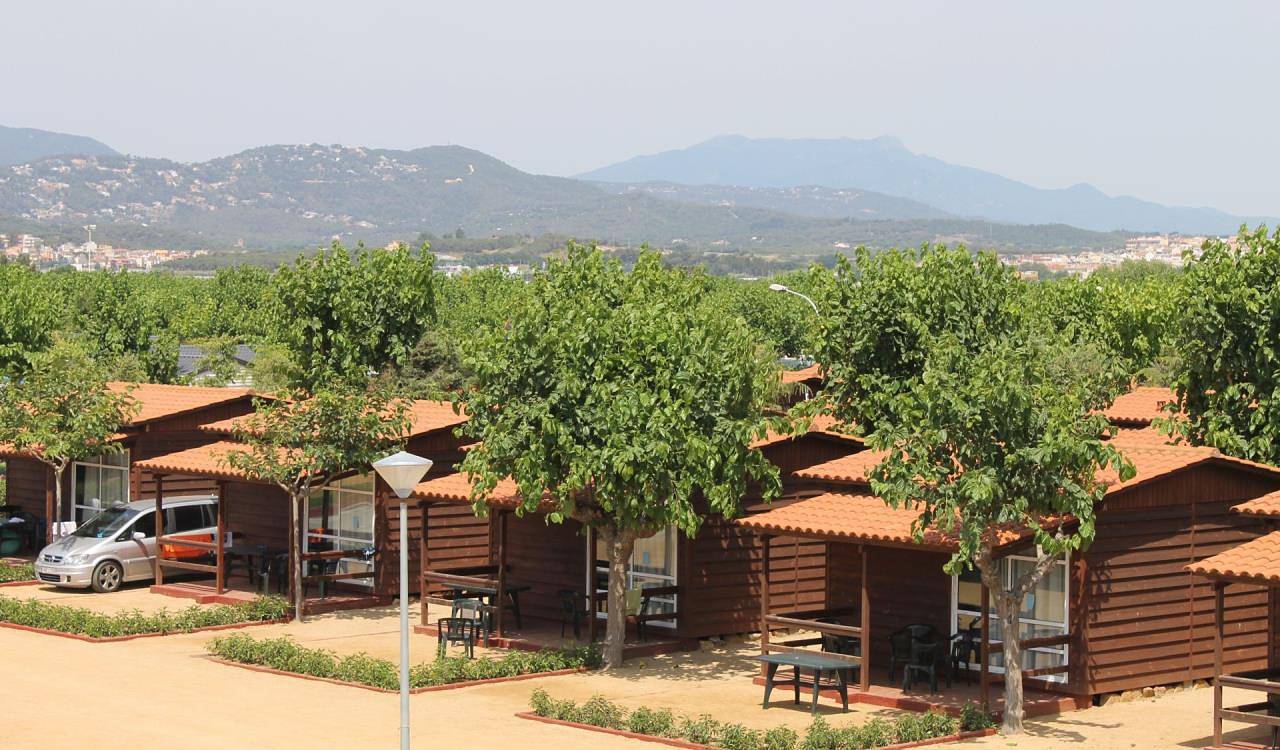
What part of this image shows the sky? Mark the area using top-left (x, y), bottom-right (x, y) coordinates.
top-left (4, 1), bottom-right (1278, 216)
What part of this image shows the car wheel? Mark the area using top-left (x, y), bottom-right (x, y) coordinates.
top-left (91, 560), bottom-right (123, 593)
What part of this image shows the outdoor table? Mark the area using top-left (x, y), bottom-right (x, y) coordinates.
top-left (756, 652), bottom-right (857, 715)
top-left (440, 581), bottom-right (531, 629)
top-left (223, 543), bottom-right (284, 593)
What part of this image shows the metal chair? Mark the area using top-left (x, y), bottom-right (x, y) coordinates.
top-left (437, 617), bottom-right (476, 659)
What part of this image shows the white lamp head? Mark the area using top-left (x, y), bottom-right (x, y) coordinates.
top-left (768, 283), bottom-right (788, 292)
top-left (373, 451), bottom-right (434, 499)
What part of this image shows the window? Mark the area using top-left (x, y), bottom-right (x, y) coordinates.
top-left (71, 451), bottom-right (130, 524)
top-left (593, 526), bottom-right (678, 628)
top-left (306, 474), bottom-right (376, 588)
top-left (119, 512), bottom-right (155, 542)
top-left (951, 549), bottom-right (1070, 684)
top-left (168, 504), bottom-right (210, 533)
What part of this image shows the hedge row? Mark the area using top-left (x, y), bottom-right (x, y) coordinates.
top-left (529, 689), bottom-right (995, 750)
top-left (0, 594), bottom-right (289, 637)
top-left (206, 633), bottom-right (601, 690)
top-left (0, 562), bottom-right (35, 583)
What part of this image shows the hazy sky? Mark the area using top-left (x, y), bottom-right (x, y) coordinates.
top-left (5, 1), bottom-right (1278, 216)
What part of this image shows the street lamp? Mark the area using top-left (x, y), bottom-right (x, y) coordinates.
top-left (373, 451), bottom-right (434, 750)
top-left (768, 283), bottom-right (819, 315)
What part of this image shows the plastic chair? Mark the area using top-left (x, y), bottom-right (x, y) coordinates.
top-left (452, 597), bottom-right (491, 644)
top-left (559, 589), bottom-right (590, 639)
top-left (625, 588), bottom-right (647, 641)
top-left (903, 640), bottom-right (942, 693)
top-left (437, 617), bottom-right (476, 659)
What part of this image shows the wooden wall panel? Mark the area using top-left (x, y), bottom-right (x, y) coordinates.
top-left (502, 513), bottom-right (587, 625)
top-left (3, 457), bottom-right (50, 519)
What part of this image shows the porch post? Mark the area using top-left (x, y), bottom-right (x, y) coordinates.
top-left (587, 525), bottom-right (598, 644)
top-left (980, 582), bottom-right (990, 712)
top-left (860, 544), bottom-right (871, 692)
top-left (760, 534), bottom-right (772, 679)
top-left (419, 501), bottom-right (430, 627)
top-left (496, 509), bottom-right (508, 638)
top-left (153, 475), bottom-right (165, 585)
top-left (1213, 580), bottom-right (1225, 747)
top-left (215, 481), bottom-right (226, 594)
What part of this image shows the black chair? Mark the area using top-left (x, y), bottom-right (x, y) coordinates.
top-left (950, 625), bottom-right (981, 686)
top-left (452, 597), bottom-right (491, 644)
top-left (437, 617), bottom-right (476, 658)
top-left (902, 640), bottom-right (943, 693)
top-left (559, 589), bottom-right (590, 639)
top-left (889, 624), bottom-right (940, 682)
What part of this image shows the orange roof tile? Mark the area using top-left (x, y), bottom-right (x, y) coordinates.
top-left (750, 415), bottom-right (861, 449)
top-left (781, 364), bottom-right (823, 384)
top-left (132, 440), bottom-right (257, 482)
top-left (1107, 426), bottom-right (1181, 448)
top-left (792, 449), bottom-right (888, 483)
top-left (199, 399), bottom-right (466, 438)
top-left (1188, 531), bottom-right (1280, 585)
top-left (1233, 489), bottom-right (1280, 518)
top-left (411, 472), bottom-right (520, 507)
top-left (737, 492), bottom-right (1029, 551)
top-left (1103, 386), bottom-right (1176, 426)
top-left (108, 382), bottom-right (255, 426)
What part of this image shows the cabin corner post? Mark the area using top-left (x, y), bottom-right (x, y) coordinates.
top-left (496, 509), bottom-right (508, 638)
top-left (760, 533), bottom-right (772, 678)
top-left (860, 543), bottom-right (871, 692)
top-left (43, 466), bottom-right (55, 544)
top-left (215, 480), bottom-right (226, 594)
top-left (419, 501), bottom-right (429, 627)
top-left (587, 524), bottom-right (598, 644)
top-left (1213, 579), bottom-right (1225, 747)
top-left (980, 581), bottom-right (990, 712)
top-left (153, 475), bottom-right (166, 585)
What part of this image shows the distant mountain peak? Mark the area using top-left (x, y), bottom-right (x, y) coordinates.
top-left (0, 124), bottom-right (118, 167)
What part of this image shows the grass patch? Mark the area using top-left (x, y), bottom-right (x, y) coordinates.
top-left (0, 562), bottom-right (35, 583)
top-left (528, 689), bottom-right (995, 749)
top-left (0, 593), bottom-right (289, 637)
top-left (206, 633), bottom-right (601, 690)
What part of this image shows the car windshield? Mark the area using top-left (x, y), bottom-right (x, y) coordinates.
top-left (73, 506), bottom-right (139, 539)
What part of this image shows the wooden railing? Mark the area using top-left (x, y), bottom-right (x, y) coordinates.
top-left (300, 548), bottom-right (377, 587)
top-left (1214, 670), bottom-right (1280, 744)
top-left (761, 609), bottom-right (864, 672)
top-left (592, 585), bottom-right (682, 628)
top-left (155, 534), bottom-right (220, 576)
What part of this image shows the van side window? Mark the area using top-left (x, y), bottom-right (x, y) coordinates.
top-left (169, 505), bottom-right (209, 533)
top-left (118, 513), bottom-right (155, 542)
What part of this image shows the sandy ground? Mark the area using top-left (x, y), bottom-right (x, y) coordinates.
top-left (2, 580), bottom-right (229, 615)
top-left (0, 587), bottom-right (1271, 749)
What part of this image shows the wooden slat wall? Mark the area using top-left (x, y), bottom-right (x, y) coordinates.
top-left (415, 501), bottom-right (493, 598)
top-left (502, 513), bottom-right (587, 624)
top-left (221, 481), bottom-right (289, 550)
top-left (1081, 464), bottom-right (1280, 696)
top-left (3, 457), bottom-right (50, 518)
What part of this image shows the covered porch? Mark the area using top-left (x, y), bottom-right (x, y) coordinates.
top-left (743, 491), bottom-right (1081, 717)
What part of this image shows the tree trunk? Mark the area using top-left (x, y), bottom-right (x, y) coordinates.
top-left (602, 527), bottom-right (637, 670)
top-left (291, 492), bottom-right (304, 622)
top-left (52, 463), bottom-right (66, 538)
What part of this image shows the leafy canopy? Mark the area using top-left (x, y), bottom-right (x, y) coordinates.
top-left (0, 337), bottom-right (138, 468)
top-left (0, 263), bottom-right (60, 373)
top-left (1167, 226), bottom-right (1280, 463)
top-left (458, 244), bottom-right (782, 536)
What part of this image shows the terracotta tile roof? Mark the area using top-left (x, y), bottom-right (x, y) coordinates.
top-left (781, 364), bottom-right (823, 384)
top-left (1103, 386), bottom-right (1176, 426)
top-left (132, 440), bottom-right (257, 482)
top-left (199, 399), bottom-right (467, 438)
top-left (108, 382), bottom-right (255, 426)
top-left (737, 492), bottom-right (1030, 551)
top-left (411, 472), bottom-right (520, 507)
top-left (1188, 531), bottom-right (1280, 584)
top-left (792, 449), bottom-right (888, 483)
top-left (750, 415), bottom-right (860, 449)
top-left (1107, 426), bottom-right (1181, 448)
top-left (1233, 489), bottom-right (1280, 518)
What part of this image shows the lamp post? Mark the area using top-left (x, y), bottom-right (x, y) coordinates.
top-left (373, 451), bottom-right (434, 750)
top-left (768, 283), bottom-right (819, 315)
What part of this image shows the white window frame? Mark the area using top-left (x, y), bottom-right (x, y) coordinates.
top-left (950, 549), bottom-right (1070, 684)
top-left (305, 474), bottom-right (376, 589)
top-left (588, 525), bottom-right (679, 629)
top-left (70, 451), bottom-right (131, 524)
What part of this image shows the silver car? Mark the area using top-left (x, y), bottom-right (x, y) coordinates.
top-left (34, 495), bottom-right (218, 593)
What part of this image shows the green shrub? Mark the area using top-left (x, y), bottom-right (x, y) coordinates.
top-left (718, 722), bottom-right (763, 750)
top-left (800, 717), bottom-right (838, 750)
top-left (575, 694), bottom-right (626, 729)
top-left (959, 701), bottom-right (995, 731)
top-left (680, 714), bottom-right (721, 746)
top-left (627, 706), bottom-right (677, 737)
top-left (0, 594), bottom-right (287, 637)
top-left (530, 688), bottom-right (553, 716)
top-left (763, 726), bottom-right (798, 750)
top-left (0, 562), bottom-right (34, 583)
top-left (853, 717), bottom-right (893, 748)
top-left (206, 635), bottom-right (593, 689)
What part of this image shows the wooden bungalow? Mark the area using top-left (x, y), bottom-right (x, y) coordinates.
top-left (408, 422), bottom-right (865, 651)
top-left (735, 427), bottom-right (1280, 711)
top-left (1, 383), bottom-right (258, 547)
top-left (129, 400), bottom-right (473, 615)
top-left (1188, 490), bottom-right (1280, 749)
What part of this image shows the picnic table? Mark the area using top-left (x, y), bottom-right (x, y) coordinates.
top-left (222, 543), bottom-right (286, 594)
top-left (756, 652), bottom-right (858, 714)
top-left (440, 581), bottom-right (531, 629)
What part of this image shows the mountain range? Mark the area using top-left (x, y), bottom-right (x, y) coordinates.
top-left (0, 125), bottom-right (118, 167)
top-left (580, 135), bottom-right (1271, 235)
top-left (0, 136), bottom-right (1126, 254)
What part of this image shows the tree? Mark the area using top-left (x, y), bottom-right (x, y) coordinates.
top-left (1166, 226), bottom-right (1280, 462)
top-left (0, 338), bottom-right (138, 538)
top-left (0, 263), bottom-right (61, 372)
top-left (457, 244), bottom-right (782, 668)
top-left (272, 242), bottom-right (437, 389)
top-left (222, 383), bottom-right (410, 621)
top-left (809, 246), bottom-right (1133, 733)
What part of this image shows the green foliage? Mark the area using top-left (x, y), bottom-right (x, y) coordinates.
top-left (272, 241), bottom-right (437, 388)
top-left (575, 694), bottom-right (627, 729)
top-left (718, 722), bottom-right (765, 750)
top-left (626, 706), bottom-right (678, 738)
top-left (0, 594), bottom-right (288, 637)
top-left (706, 270), bottom-right (817, 358)
top-left (0, 263), bottom-right (59, 372)
top-left (208, 635), bottom-right (597, 690)
top-left (959, 701), bottom-right (996, 731)
top-left (0, 562), bottom-right (34, 583)
top-left (763, 726), bottom-right (799, 750)
top-left (679, 714), bottom-right (722, 745)
top-left (1167, 226), bottom-right (1280, 463)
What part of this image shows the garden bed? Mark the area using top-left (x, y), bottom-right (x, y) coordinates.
top-left (0, 562), bottom-right (36, 585)
top-left (0, 593), bottom-right (290, 640)
top-left (205, 633), bottom-right (599, 692)
top-left (522, 690), bottom-right (998, 750)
